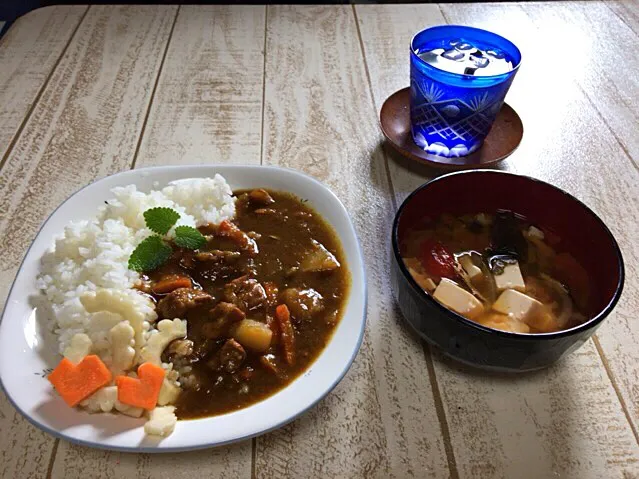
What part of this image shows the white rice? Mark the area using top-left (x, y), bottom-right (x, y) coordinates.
top-left (37, 174), bottom-right (235, 361)
top-left (38, 175), bottom-right (235, 434)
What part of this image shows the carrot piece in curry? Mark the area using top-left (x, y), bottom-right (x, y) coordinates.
top-left (275, 304), bottom-right (295, 365)
top-left (266, 314), bottom-right (280, 343)
top-left (152, 275), bottom-right (192, 294)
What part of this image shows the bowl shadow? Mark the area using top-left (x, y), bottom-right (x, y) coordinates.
top-left (369, 140), bottom-right (514, 212)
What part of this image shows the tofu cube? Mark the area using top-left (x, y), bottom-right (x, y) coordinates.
top-left (492, 289), bottom-right (542, 323)
top-left (493, 261), bottom-right (526, 292)
top-left (433, 278), bottom-right (484, 319)
top-left (459, 255), bottom-right (482, 280)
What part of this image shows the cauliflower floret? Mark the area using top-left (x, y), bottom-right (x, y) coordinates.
top-left (87, 311), bottom-right (123, 337)
top-left (157, 363), bottom-right (182, 406)
top-left (144, 406), bottom-right (177, 437)
top-left (114, 400), bottom-right (144, 418)
top-left (157, 379), bottom-right (181, 406)
top-left (81, 288), bottom-right (156, 350)
top-left (84, 311), bottom-right (124, 366)
top-left (81, 386), bottom-right (118, 413)
top-left (164, 363), bottom-right (179, 383)
top-left (109, 321), bottom-right (135, 376)
top-left (80, 385), bottom-right (144, 418)
top-left (139, 319), bottom-right (187, 365)
top-left (63, 333), bottom-right (92, 363)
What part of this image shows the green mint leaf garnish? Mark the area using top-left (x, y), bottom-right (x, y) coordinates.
top-left (144, 207), bottom-right (180, 235)
top-left (128, 235), bottom-right (172, 272)
top-left (174, 226), bottom-right (207, 250)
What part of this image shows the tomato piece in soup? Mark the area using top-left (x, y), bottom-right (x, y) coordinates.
top-left (420, 240), bottom-right (457, 280)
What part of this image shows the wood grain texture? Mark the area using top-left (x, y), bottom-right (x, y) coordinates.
top-left (353, 4), bottom-right (458, 204)
top-left (357, 2), bottom-right (639, 477)
top-left (432, 344), bottom-right (639, 478)
top-left (135, 5), bottom-right (266, 167)
top-left (0, 5), bottom-right (87, 161)
top-left (255, 6), bottom-right (449, 477)
top-left (51, 443), bottom-right (251, 479)
top-left (50, 5), bottom-right (263, 478)
top-left (606, 0), bottom-right (639, 35)
top-left (521, 2), bottom-right (639, 168)
top-left (0, 5), bottom-right (176, 479)
top-left (0, 3), bottom-right (176, 317)
top-left (0, 12), bottom-right (89, 476)
top-left (0, 3), bottom-right (638, 478)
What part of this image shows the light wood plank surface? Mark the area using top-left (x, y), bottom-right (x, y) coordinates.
top-left (606, 0), bottom-right (639, 35)
top-left (0, 5), bottom-right (177, 479)
top-left (521, 1), bottom-right (639, 167)
top-left (135, 5), bottom-right (265, 167)
top-left (356, 2), bottom-right (639, 478)
top-left (51, 444), bottom-right (250, 479)
top-left (255, 6), bottom-right (449, 477)
top-left (50, 5), bottom-right (265, 477)
top-left (0, 6), bottom-right (87, 160)
top-left (0, 3), bottom-right (638, 478)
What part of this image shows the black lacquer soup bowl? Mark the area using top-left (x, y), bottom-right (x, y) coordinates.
top-left (391, 170), bottom-right (624, 372)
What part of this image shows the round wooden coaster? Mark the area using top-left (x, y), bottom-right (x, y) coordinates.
top-left (380, 87), bottom-right (523, 169)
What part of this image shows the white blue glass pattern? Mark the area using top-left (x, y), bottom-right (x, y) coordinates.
top-left (410, 26), bottom-right (521, 158)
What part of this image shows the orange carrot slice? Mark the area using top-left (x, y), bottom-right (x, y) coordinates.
top-left (48, 355), bottom-right (112, 407)
top-left (152, 275), bottom-right (192, 294)
top-left (116, 362), bottom-right (165, 410)
top-left (266, 314), bottom-right (280, 344)
top-left (275, 304), bottom-right (295, 365)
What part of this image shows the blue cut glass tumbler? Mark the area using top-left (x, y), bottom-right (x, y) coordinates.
top-left (410, 26), bottom-right (521, 158)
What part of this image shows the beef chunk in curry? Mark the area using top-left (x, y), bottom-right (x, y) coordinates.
top-left (141, 189), bottom-right (349, 418)
top-left (156, 288), bottom-right (214, 319)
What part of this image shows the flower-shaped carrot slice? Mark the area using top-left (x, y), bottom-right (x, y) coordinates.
top-left (116, 362), bottom-right (165, 410)
top-left (48, 355), bottom-right (112, 407)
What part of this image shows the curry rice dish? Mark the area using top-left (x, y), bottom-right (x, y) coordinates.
top-left (37, 176), bottom-right (349, 437)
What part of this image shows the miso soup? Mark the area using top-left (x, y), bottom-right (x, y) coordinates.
top-left (401, 210), bottom-right (590, 334)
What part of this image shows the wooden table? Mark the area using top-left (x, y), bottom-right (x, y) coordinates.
top-left (1, 3), bottom-right (638, 478)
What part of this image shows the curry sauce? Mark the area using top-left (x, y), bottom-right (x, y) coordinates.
top-left (144, 189), bottom-right (350, 418)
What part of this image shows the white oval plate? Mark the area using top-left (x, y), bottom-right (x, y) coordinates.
top-left (0, 165), bottom-right (367, 452)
